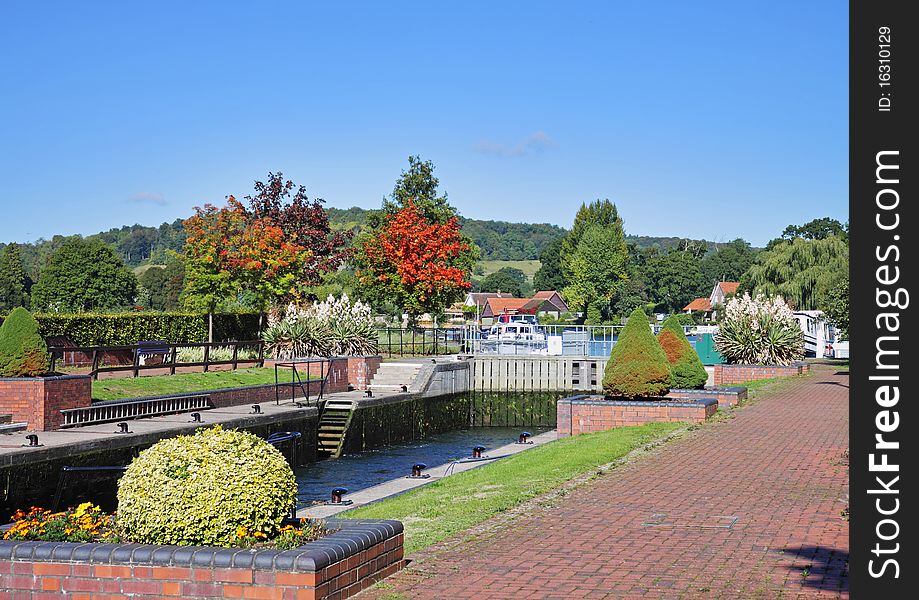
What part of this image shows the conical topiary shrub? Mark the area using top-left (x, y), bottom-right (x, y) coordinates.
top-left (602, 307), bottom-right (672, 398)
top-left (657, 316), bottom-right (708, 389)
top-left (0, 307), bottom-right (51, 377)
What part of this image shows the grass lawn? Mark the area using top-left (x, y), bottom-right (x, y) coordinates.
top-left (478, 259), bottom-right (542, 281)
top-left (92, 368), bottom-right (291, 401)
top-left (342, 421), bottom-right (684, 554)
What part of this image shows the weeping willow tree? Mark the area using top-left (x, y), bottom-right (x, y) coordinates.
top-left (739, 236), bottom-right (848, 311)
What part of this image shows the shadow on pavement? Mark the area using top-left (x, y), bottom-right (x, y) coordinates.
top-left (780, 544), bottom-right (849, 594)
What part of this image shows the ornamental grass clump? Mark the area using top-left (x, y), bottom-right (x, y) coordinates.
top-left (602, 308), bottom-right (672, 398)
top-left (116, 425), bottom-right (297, 547)
top-left (657, 316), bottom-right (708, 389)
top-left (0, 307), bottom-right (51, 377)
top-left (262, 294), bottom-right (377, 358)
top-left (714, 292), bottom-right (804, 365)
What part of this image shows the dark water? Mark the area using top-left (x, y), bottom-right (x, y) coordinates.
top-left (294, 426), bottom-right (549, 506)
top-left (13, 391), bottom-right (563, 516)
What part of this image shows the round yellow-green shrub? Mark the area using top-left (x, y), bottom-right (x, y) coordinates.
top-left (116, 425), bottom-right (296, 547)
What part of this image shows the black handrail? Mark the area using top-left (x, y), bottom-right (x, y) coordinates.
top-left (273, 358), bottom-right (328, 406)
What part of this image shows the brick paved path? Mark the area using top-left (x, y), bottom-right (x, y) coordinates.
top-left (360, 365), bottom-right (849, 599)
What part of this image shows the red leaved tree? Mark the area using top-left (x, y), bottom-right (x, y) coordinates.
top-left (355, 200), bottom-right (474, 325)
top-left (182, 175), bottom-right (352, 339)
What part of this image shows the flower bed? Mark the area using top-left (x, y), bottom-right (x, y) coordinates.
top-left (0, 518), bottom-right (404, 600)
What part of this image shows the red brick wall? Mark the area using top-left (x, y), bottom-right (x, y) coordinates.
top-left (0, 375), bottom-right (92, 431)
top-left (347, 356), bottom-right (381, 390)
top-left (666, 387), bottom-right (746, 408)
top-left (265, 357), bottom-right (381, 394)
top-left (712, 363), bottom-right (805, 385)
top-left (0, 533), bottom-right (403, 600)
top-left (557, 397), bottom-right (716, 437)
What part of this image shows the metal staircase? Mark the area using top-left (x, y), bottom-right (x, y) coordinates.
top-left (316, 397), bottom-right (356, 458)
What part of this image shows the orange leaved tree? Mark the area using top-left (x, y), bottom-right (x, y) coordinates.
top-left (355, 200), bottom-right (474, 325)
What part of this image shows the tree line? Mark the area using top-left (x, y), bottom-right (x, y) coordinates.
top-left (0, 156), bottom-right (848, 337)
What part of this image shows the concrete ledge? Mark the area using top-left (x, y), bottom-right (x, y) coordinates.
top-left (557, 394), bottom-right (717, 437)
top-left (667, 386), bottom-right (747, 408)
top-left (0, 518), bottom-right (403, 600)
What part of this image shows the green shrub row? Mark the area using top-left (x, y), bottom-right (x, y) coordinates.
top-left (0, 312), bottom-right (264, 346)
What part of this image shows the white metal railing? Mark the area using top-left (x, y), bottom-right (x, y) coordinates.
top-left (463, 323), bottom-right (704, 356)
top-left (60, 394), bottom-right (212, 428)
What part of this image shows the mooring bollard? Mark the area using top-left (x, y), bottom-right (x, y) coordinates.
top-left (329, 487), bottom-right (352, 505)
top-left (23, 434), bottom-right (41, 447)
top-left (408, 463), bottom-right (430, 479)
top-left (189, 412), bottom-right (202, 423)
top-left (472, 445), bottom-right (486, 458)
top-left (517, 431), bottom-right (533, 444)
top-left (115, 422), bottom-right (131, 434)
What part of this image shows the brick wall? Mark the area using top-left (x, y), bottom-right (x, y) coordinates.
top-left (557, 395), bottom-right (717, 437)
top-left (265, 356), bottom-right (381, 394)
top-left (0, 519), bottom-right (403, 600)
top-left (0, 375), bottom-right (92, 431)
top-left (666, 386), bottom-right (747, 408)
top-left (347, 356), bottom-right (381, 390)
top-left (712, 362), bottom-right (807, 385)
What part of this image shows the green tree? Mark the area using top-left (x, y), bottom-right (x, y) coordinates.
top-left (561, 199), bottom-right (623, 265)
top-left (30, 239), bottom-right (137, 312)
top-left (532, 237), bottom-right (567, 291)
top-left (657, 315), bottom-right (707, 389)
top-left (641, 250), bottom-right (708, 314)
top-left (699, 238), bottom-right (758, 285)
top-left (137, 260), bottom-right (184, 310)
top-left (561, 202), bottom-right (629, 320)
top-left (180, 204), bottom-right (238, 341)
top-left (382, 155), bottom-right (457, 225)
top-left (479, 267), bottom-right (530, 297)
top-left (0, 307), bottom-right (51, 377)
top-left (822, 273), bottom-right (849, 339)
top-left (740, 236), bottom-right (848, 311)
top-left (782, 217), bottom-right (847, 241)
top-left (602, 307), bottom-right (672, 397)
top-left (161, 257), bottom-right (185, 310)
top-left (0, 243), bottom-right (31, 311)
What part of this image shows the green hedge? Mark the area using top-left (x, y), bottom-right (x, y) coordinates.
top-left (0, 312), bottom-right (264, 346)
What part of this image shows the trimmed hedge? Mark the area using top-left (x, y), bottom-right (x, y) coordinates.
top-left (0, 312), bottom-right (263, 346)
top-left (602, 307), bottom-right (672, 398)
top-left (657, 316), bottom-right (708, 389)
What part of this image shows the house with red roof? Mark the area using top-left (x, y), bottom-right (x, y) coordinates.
top-left (480, 291), bottom-right (570, 323)
top-left (683, 282), bottom-right (740, 320)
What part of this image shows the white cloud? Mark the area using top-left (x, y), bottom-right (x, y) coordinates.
top-left (129, 192), bottom-right (167, 206)
top-left (475, 131), bottom-right (557, 157)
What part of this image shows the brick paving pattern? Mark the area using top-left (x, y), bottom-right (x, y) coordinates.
top-left (359, 364), bottom-right (848, 599)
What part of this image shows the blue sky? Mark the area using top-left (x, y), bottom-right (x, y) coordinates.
top-left (0, 1), bottom-right (847, 247)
